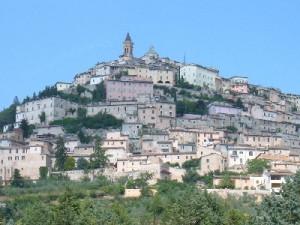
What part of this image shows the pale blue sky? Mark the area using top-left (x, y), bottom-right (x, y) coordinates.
top-left (1, 0), bottom-right (300, 109)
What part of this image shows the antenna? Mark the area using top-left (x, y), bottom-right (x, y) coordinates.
top-left (183, 52), bottom-right (186, 65)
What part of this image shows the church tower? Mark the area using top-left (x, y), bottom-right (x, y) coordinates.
top-left (123, 33), bottom-right (134, 60)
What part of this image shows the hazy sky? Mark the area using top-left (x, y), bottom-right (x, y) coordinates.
top-left (1, 0), bottom-right (300, 109)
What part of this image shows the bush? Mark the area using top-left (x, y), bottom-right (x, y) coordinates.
top-left (247, 159), bottom-right (270, 174)
top-left (50, 112), bottom-right (122, 134)
top-left (176, 99), bottom-right (208, 116)
top-left (39, 167), bottom-right (48, 180)
top-left (77, 157), bottom-right (90, 170)
top-left (182, 170), bottom-right (201, 183)
top-left (182, 159), bottom-right (200, 170)
top-left (64, 157), bottom-right (76, 171)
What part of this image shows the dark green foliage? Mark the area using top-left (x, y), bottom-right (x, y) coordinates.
top-left (89, 137), bottom-right (108, 169)
top-left (249, 170), bottom-right (300, 225)
top-left (55, 137), bottom-right (67, 171)
top-left (249, 86), bottom-right (258, 96)
top-left (247, 159), bottom-right (270, 174)
top-left (50, 112), bottom-right (122, 134)
top-left (76, 157), bottom-right (89, 170)
top-left (161, 189), bottom-right (225, 225)
top-left (76, 85), bottom-right (86, 95)
top-left (8, 169), bottom-right (300, 225)
top-left (0, 104), bottom-right (16, 132)
top-left (226, 125), bottom-right (238, 133)
top-left (178, 89), bottom-right (192, 98)
top-left (176, 77), bottom-right (198, 89)
top-left (233, 97), bottom-right (244, 109)
top-left (37, 86), bottom-right (58, 99)
top-left (92, 81), bottom-right (106, 101)
top-left (182, 169), bottom-right (201, 183)
top-left (199, 172), bottom-right (214, 188)
top-left (39, 111), bottom-right (46, 123)
top-left (20, 119), bottom-right (35, 138)
top-left (11, 169), bottom-right (25, 188)
top-left (182, 159), bottom-right (200, 170)
top-left (0, 179), bottom-right (257, 225)
top-left (176, 99), bottom-right (208, 116)
top-left (39, 167), bottom-right (48, 180)
top-left (77, 130), bottom-right (91, 144)
top-left (77, 107), bottom-right (87, 119)
top-left (126, 173), bottom-right (153, 189)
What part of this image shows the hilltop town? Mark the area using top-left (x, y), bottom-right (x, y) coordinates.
top-left (2, 33), bottom-right (300, 197)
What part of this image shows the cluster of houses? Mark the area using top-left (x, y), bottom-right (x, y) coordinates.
top-left (1, 33), bottom-right (300, 195)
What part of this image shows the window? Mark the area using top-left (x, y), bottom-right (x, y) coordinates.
top-left (249, 151), bottom-right (253, 156)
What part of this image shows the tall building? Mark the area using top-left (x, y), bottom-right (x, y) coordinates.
top-left (122, 33), bottom-right (134, 60)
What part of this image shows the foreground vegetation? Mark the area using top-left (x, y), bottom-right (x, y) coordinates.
top-left (1, 170), bottom-right (300, 224)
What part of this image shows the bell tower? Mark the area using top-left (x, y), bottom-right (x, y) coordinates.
top-left (123, 33), bottom-right (134, 60)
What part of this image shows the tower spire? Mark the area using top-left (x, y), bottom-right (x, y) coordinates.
top-left (122, 32), bottom-right (134, 60)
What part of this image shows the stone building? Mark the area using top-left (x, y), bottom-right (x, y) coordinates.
top-left (105, 76), bottom-right (153, 102)
top-left (0, 145), bottom-right (51, 183)
top-left (16, 97), bottom-right (78, 125)
top-left (230, 76), bottom-right (249, 94)
top-left (208, 102), bottom-right (242, 116)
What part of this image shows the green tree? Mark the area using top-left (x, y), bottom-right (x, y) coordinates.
top-left (64, 157), bottom-right (76, 171)
top-left (11, 169), bottom-right (25, 188)
top-left (182, 170), bottom-right (201, 183)
top-left (55, 137), bottom-right (67, 171)
top-left (234, 97), bottom-right (244, 109)
top-left (226, 126), bottom-right (238, 133)
top-left (39, 167), bottom-right (48, 179)
top-left (224, 209), bottom-right (249, 225)
top-left (250, 171), bottom-right (300, 225)
top-left (77, 157), bottom-right (90, 170)
top-left (20, 119), bottom-right (30, 138)
top-left (76, 85), bottom-right (86, 95)
top-left (39, 111), bottom-right (46, 123)
top-left (217, 174), bottom-right (235, 189)
top-left (247, 159), bottom-right (270, 174)
top-left (78, 130), bottom-right (90, 144)
top-left (77, 107), bottom-right (87, 120)
top-left (162, 189), bottom-right (225, 225)
top-left (90, 137), bottom-right (108, 170)
top-left (147, 195), bottom-right (165, 225)
top-left (0, 103), bottom-right (16, 132)
top-left (92, 81), bottom-right (106, 101)
top-left (17, 202), bottom-right (53, 225)
top-left (53, 188), bottom-right (81, 225)
top-left (182, 159), bottom-right (200, 170)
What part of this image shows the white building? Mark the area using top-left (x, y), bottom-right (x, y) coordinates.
top-left (56, 82), bottom-right (72, 91)
top-left (102, 131), bottom-right (129, 164)
top-left (180, 64), bottom-right (220, 90)
top-left (226, 145), bottom-right (266, 170)
top-left (90, 75), bottom-right (108, 85)
top-left (16, 97), bottom-right (78, 125)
